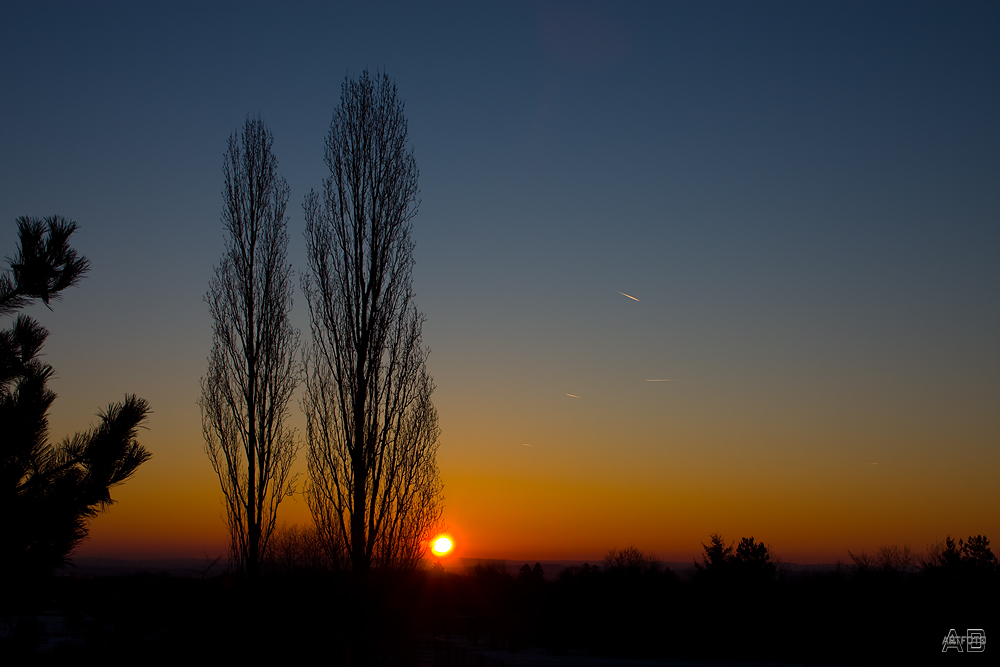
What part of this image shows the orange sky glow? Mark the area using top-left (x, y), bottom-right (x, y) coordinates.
top-left (6, 2), bottom-right (998, 570)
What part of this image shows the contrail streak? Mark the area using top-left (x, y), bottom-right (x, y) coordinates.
top-left (645, 379), bottom-right (676, 382)
top-left (618, 291), bottom-right (639, 301)
top-left (566, 393), bottom-right (579, 398)
top-left (522, 443), bottom-right (532, 447)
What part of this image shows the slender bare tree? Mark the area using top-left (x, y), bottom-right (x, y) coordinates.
top-left (303, 71), bottom-right (443, 572)
top-left (200, 117), bottom-right (299, 577)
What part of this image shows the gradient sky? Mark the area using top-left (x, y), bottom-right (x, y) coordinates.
top-left (2, 1), bottom-right (998, 564)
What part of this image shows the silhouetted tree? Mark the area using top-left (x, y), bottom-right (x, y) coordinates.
top-left (518, 562), bottom-right (545, 584)
top-left (731, 536), bottom-right (777, 582)
top-left (959, 534), bottom-right (998, 571)
top-left (922, 534), bottom-right (997, 578)
top-left (200, 117), bottom-right (299, 577)
top-left (1, 217), bottom-right (150, 581)
top-left (303, 71), bottom-right (442, 572)
top-left (695, 533), bottom-right (734, 575)
top-left (604, 546), bottom-right (658, 574)
top-left (694, 534), bottom-right (776, 585)
top-left (923, 535), bottom-right (963, 570)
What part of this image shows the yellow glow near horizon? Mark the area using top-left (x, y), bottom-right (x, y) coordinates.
top-left (431, 536), bottom-right (453, 557)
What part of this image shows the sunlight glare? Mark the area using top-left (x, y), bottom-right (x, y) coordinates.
top-left (431, 535), bottom-right (453, 557)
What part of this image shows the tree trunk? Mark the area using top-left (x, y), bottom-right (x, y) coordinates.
top-left (352, 372), bottom-right (369, 572)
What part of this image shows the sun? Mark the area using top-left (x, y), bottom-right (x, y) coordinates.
top-left (431, 535), bottom-right (453, 557)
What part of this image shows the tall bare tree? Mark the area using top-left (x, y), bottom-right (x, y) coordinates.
top-left (200, 118), bottom-right (298, 577)
top-left (303, 72), bottom-right (443, 572)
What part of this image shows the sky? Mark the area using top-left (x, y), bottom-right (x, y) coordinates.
top-left (2, 1), bottom-right (998, 564)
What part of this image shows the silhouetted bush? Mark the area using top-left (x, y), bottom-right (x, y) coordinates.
top-left (849, 543), bottom-right (915, 579)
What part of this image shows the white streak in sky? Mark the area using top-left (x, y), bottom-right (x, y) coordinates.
top-left (523, 443), bottom-right (532, 447)
top-left (566, 393), bottom-right (579, 398)
top-left (645, 379), bottom-right (676, 382)
top-left (618, 291), bottom-right (639, 301)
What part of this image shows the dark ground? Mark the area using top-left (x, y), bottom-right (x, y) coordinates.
top-left (1, 561), bottom-right (995, 665)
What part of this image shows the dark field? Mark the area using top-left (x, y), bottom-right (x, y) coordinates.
top-left (2, 557), bottom-right (994, 665)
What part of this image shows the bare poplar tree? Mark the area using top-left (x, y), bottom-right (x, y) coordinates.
top-left (303, 72), bottom-right (443, 572)
top-left (200, 117), bottom-right (299, 577)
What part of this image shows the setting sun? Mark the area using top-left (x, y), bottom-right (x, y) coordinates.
top-left (431, 536), bottom-right (453, 557)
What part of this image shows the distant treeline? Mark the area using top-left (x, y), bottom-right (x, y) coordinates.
top-left (414, 533), bottom-right (997, 665)
top-left (2, 530), bottom-right (995, 665)
top-left (209, 528), bottom-right (1000, 663)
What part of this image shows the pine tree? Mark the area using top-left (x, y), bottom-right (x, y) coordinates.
top-left (1, 216), bottom-right (151, 583)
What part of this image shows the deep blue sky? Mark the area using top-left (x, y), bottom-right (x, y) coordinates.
top-left (2, 1), bottom-right (998, 559)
